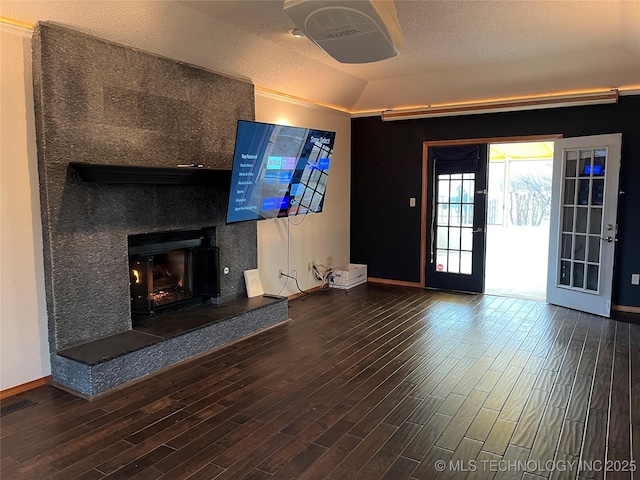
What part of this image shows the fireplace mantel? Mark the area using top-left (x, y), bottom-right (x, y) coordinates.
top-left (70, 162), bottom-right (232, 186)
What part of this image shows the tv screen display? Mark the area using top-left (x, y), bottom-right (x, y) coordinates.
top-left (226, 120), bottom-right (336, 223)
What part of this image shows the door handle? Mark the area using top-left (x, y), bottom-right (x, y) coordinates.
top-left (472, 228), bottom-right (483, 233)
top-left (599, 236), bottom-right (615, 243)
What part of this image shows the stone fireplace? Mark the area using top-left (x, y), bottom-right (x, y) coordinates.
top-left (128, 228), bottom-right (220, 320)
top-left (32, 22), bottom-right (288, 397)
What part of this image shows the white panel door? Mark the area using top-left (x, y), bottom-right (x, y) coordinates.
top-left (547, 134), bottom-right (621, 317)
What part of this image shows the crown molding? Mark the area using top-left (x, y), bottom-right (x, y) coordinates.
top-left (0, 17), bottom-right (34, 37)
top-left (381, 90), bottom-right (620, 121)
top-left (255, 87), bottom-right (350, 116)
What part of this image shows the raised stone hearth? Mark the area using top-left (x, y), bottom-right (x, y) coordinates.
top-left (32, 22), bottom-right (288, 397)
top-left (53, 296), bottom-right (287, 396)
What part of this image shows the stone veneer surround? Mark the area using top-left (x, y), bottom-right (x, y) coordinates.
top-left (32, 22), bottom-right (287, 397)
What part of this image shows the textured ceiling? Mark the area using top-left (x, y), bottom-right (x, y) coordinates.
top-left (2, 0), bottom-right (639, 113)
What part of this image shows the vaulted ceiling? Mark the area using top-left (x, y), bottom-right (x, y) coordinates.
top-left (3, 0), bottom-right (640, 114)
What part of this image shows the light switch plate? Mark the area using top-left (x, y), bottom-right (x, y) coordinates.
top-left (632, 273), bottom-right (640, 285)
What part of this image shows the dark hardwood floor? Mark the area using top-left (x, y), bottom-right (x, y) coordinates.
top-left (2, 284), bottom-right (638, 479)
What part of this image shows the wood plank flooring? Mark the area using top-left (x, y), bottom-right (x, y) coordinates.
top-left (2, 284), bottom-right (639, 479)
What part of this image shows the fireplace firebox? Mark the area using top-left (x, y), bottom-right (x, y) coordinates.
top-left (128, 228), bottom-right (220, 321)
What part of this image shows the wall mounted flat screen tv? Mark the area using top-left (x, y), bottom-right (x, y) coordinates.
top-left (226, 120), bottom-right (336, 223)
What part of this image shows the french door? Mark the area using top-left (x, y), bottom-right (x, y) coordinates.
top-left (546, 134), bottom-right (622, 317)
top-left (425, 145), bottom-right (488, 293)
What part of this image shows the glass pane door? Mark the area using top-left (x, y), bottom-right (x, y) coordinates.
top-left (558, 148), bottom-right (606, 292)
top-left (547, 134), bottom-right (621, 317)
top-left (426, 144), bottom-right (487, 294)
top-left (435, 173), bottom-right (475, 275)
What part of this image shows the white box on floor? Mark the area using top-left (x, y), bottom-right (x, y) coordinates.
top-left (330, 264), bottom-right (367, 289)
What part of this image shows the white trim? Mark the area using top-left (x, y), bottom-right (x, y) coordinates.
top-left (254, 88), bottom-right (350, 117)
top-left (350, 110), bottom-right (382, 119)
top-left (382, 90), bottom-right (619, 121)
top-left (0, 20), bottom-right (34, 37)
top-left (333, 90), bottom-right (640, 119)
top-left (619, 88), bottom-right (640, 97)
top-left (354, 90), bottom-right (639, 120)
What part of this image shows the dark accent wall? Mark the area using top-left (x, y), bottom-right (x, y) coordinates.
top-left (351, 96), bottom-right (640, 307)
top-left (32, 22), bottom-right (257, 351)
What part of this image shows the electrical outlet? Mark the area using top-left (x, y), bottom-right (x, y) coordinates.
top-left (326, 256), bottom-right (332, 267)
top-left (632, 273), bottom-right (640, 285)
top-left (278, 268), bottom-right (284, 277)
